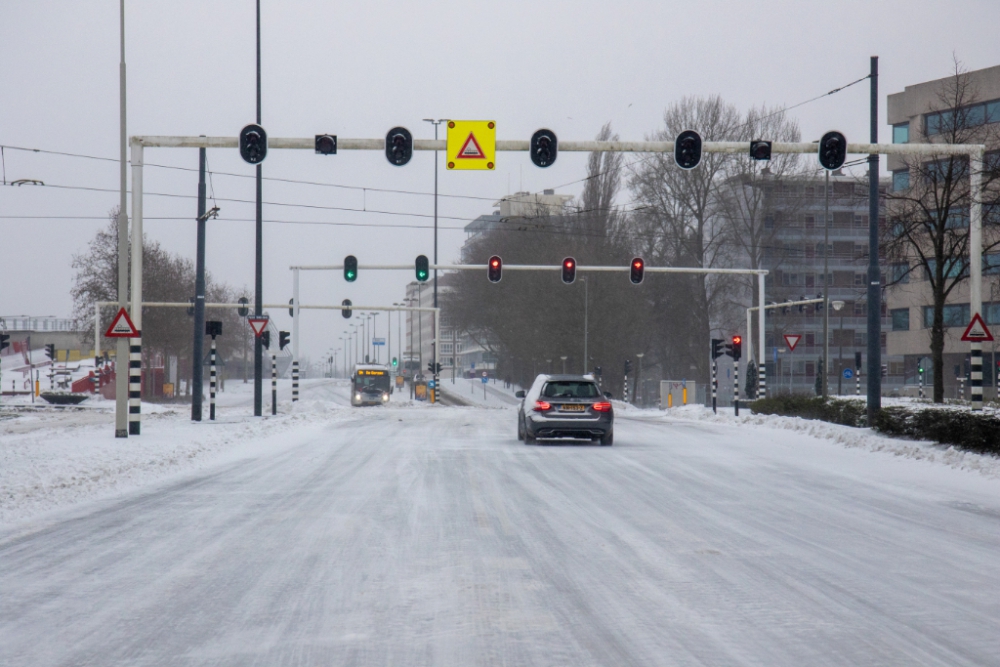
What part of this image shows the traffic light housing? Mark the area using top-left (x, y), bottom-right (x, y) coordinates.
top-left (798, 295), bottom-right (806, 313)
top-left (750, 140), bottom-right (772, 161)
top-left (187, 296), bottom-right (195, 317)
top-left (530, 129), bottom-right (557, 168)
top-left (624, 359), bottom-right (632, 375)
top-left (288, 298), bottom-right (295, 317)
top-left (385, 127), bottom-right (413, 166)
top-left (561, 257), bottom-right (577, 284)
top-left (629, 257), bottom-right (645, 285)
top-left (279, 331), bottom-right (290, 351)
top-left (415, 255), bottom-right (430, 282)
top-left (487, 255), bottom-right (502, 283)
top-left (0, 333), bottom-right (9, 352)
top-left (674, 129), bottom-right (702, 170)
top-left (239, 124), bottom-right (267, 164)
top-left (341, 299), bottom-right (353, 319)
top-left (315, 134), bottom-right (337, 155)
top-left (731, 335), bottom-right (742, 361)
top-left (428, 361), bottom-right (442, 374)
top-left (261, 331), bottom-right (271, 350)
top-left (45, 343), bottom-right (56, 360)
top-left (205, 321), bottom-right (222, 337)
top-left (237, 297), bottom-right (249, 317)
top-left (815, 294), bottom-right (825, 313)
top-left (818, 131), bottom-right (847, 171)
top-left (711, 338), bottom-right (726, 360)
top-left (392, 357), bottom-right (398, 368)
top-left (344, 255), bottom-right (358, 282)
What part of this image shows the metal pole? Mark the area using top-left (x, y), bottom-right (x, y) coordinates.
top-left (583, 278), bottom-right (588, 374)
top-left (867, 55), bottom-right (883, 422)
top-left (837, 312), bottom-right (844, 395)
top-left (271, 352), bottom-right (276, 415)
top-left (758, 273), bottom-right (766, 398)
top-left (253, 0), bottom-right (263, 417)
top-left (292, 268), bottom-right (299, 402)
top-left (434, 307), bottom-right (441, 404)
top-left (969, 148), bottom-right (985, 411)
top-left (128, 141), bottom-right (143, 435)
top-left (712, 359), bottom-right (717, 413)
top-left (209, 335), bottom-right (217, 420)
top-left (115, 0), bottom-right (129, 438)
top-left (734, 358), bottom-right (740, 416)
top-left (823, 169), bottom-right (830, 399)
top-left (192, 145), bottom-right (207, 421)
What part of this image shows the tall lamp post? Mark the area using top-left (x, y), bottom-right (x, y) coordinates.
top-left (636, 352), bottom-right (645, 405)
top-left (581, 277), bottom-right (589, 374)
top-left (560, 355), bottom-right (568, 374)
top-left (422, 119), bottom-right (448, 314)
top-left (372, 313), bottom-right (380, 363)
top-left (832, 300), bottom-right (845, 395)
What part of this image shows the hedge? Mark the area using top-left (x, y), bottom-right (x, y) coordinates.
top-left (748, 394), bottom-right (1000, 457)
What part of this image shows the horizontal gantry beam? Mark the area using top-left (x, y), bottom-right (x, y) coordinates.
top-left (132, 136), bottom-right (984, 157)
top-left (291, 264), bottom-right (769, 276)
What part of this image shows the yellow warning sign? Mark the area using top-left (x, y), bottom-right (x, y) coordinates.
top-left (446, 120), bottom-right (496, 170)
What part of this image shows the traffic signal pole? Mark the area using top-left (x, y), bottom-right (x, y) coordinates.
top-left (115, 0), bottom-right (129, 438)
top-left (129, 141), bottom-right (143, 435)
top-left (192, 145), bottom-right (207, 422)
top-left (292, 268), bottom-right (300, 402)
top-left (253, 0), bottom-right (264, 418)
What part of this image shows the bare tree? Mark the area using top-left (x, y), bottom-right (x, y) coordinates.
top-left (882, 60), bottom-right (1000, 402)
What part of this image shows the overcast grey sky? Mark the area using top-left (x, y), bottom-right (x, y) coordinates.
top-left (2, 0), bottom-right (998, 359)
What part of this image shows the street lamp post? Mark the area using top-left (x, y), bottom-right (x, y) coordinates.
top-left (560, 355), bottom-right (568, 374)
top-left (581, 277), bottom-right (589, 374)
top-left (636, 352), bottom-right (645, 406)
top-left (372, 313), bottom-right (380, 364)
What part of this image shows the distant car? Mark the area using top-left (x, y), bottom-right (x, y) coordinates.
top-left (515, 374), bottom-right (614, 445)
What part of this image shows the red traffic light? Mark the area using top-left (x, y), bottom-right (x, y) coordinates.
top-left (731, 335), bottom-right (743, 360)
top-left (732, 335), bottom-right (741, 344)
top-left (630, 257), bottom-right (645, 284)
top-left (561, 257), bottom-right (577, 284)
top-left (487, 255), bottom-right (503, 283)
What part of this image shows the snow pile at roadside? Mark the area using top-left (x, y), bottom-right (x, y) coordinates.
top-left (0, 405), bottom-right (348, 529)
top-left (641, 405), bottom-right (1000, 479)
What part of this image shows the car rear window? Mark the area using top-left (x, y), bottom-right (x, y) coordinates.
top-left (541, 381), bottom-right (600, 398)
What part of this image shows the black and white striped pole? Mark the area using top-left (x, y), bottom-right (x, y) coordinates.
top-left (291, 270), bottom-right (300, 403)
top-left (209, 335), bottom-right (217, 420)
top-left (271, 352), bottom-right (277, 416)
top-left (733, 360), bottom-right (740, 417)
top-left (128, 335), bottom-right (141, 434)
top-left (711, 360), bottom-right (717, 414)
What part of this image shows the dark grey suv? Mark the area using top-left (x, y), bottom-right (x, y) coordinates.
top-left (515, 374), bottom-right (614, 445)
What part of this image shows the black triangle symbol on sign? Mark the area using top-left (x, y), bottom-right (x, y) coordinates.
top-left (457, 133), bottom-right (485, 159)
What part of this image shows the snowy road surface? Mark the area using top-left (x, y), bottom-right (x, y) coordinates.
top-left (2, 394), bottom-right (999, 665)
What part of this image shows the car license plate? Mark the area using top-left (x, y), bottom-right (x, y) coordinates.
top-left (561, 404), bottom-right (585, 412)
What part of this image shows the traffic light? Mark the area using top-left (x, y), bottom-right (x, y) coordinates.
top-left (750, 140), bottom-right (772, 161)
top-left (624, 359), bottom-right (632, 375)
top-left (237, 297), bottom-right (249, 318)
top-left (239, 124), bottom-right (268, 164)
top-left (187, 296), bottom-right (195, 317)
top-left (205, 321), bottom-right (222, 337)
top-left (341, 299), bottom-right (353, 319)
top-left (855, 352), bottom-right (862, 369)
top-left (530, 129), bottom-right (557, 168)
top-left (392, 357), bottom-right (398, 368)
top-left (428, 362), bottom-right (442, 374)
top-left (674, 129), bottom-right (702, 170)
top-left (385, 127), bottom-right (413, 166)
top-left (261, 331), bottom-right (270, 350)
top-left (818, 131), bottom-right (847, 171)
top-left (594, 366), bottom-right (602, 376)
top-left (711, 338), bottom-right (726, 360)
top-left (561, 257), bottom-right (577, 284)
top-left (279, 331), bottom-right (290, 351)
top-left (288, 298), bottom-right (295, 317)
top-left (815, 294), bottom-right (824, 313)
top-left (45, 343), bottom-right (56, 360)
top-left (798, 295), bottom-right (806, 313)
top-left (487, 255), bottom-right (502, 283)
top-left (629, 257), bottom-right (645, 285)
top-left (315, 134), bottom-right (337, 155)
top-left (731, 335), bottom-right (742, 361)
top-left (781, 301), bottom-right (790, 315)
top-left (918, 362), bottom-right (924, 374)
top-left (0, 333), bottom-right (9, 352)
top-left (415, 255), bottom-right (430, 282)
top-left (344, 255), bottom-right (358, 282)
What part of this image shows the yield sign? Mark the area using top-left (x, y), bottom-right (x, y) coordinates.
top-left (446, 120), bottom-right (496, 171)
top-left (248, 317), bottom-right (269, 337)
top-left (104, 307), bottom-right (139, 338)
top-left (960, 312), bottom-right (994, 342)
top-left (783, 334), bottom-right (802, 352)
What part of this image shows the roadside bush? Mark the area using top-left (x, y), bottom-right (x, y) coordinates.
top-left (749, 394), bottom-right (1000, 457)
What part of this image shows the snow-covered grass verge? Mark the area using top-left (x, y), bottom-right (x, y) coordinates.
top-left (0, 400), bottom-right (352, 530)
top-left (628, 404), bottom-right (1000, 479)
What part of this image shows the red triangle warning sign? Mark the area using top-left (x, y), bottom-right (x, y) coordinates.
top-left (104, 307), bottom-right (139, 338)
top-left (783, 334), bottom-right (801, 352)
top-left (456, 133), bottom-right (486, 159)
top-left (961, 312), bottom-right (994, 342)
top-left (248, 317), bottom-right (270, 337)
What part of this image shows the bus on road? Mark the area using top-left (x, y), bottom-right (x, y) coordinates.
top-left (351, 364), bottom-right (391, 406)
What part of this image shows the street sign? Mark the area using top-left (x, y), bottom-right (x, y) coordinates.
top-left (104, 307), bottom-right (138, 338)
top-left (248, 317), bottom-right (269, 337)
top-left (481, 375), bottom-right (488, 384)
top-left (428, 380), bottom-right (436, 388)
top-left (960, 312), bottom-right (994, 342)
top-left (482, 371), bottom-right (487, 377)
top-left (372, 338), bottom-right (385, 346)
top-left (843, 368), bottom-right (854, 379)
top-left (446, 120), bottom-right (496, 170)
top-left (783, 334), bottom-right (801, 352)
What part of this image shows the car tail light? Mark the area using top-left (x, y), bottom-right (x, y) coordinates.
top-left (533, 400), bottom-right (552, 412)
top-left (592, 401), bottom-right (612, 412)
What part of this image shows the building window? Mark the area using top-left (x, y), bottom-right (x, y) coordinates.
top-left (985, 302), bottom-right (1000, 326)
top-left (891, 309), bottom-right (910, 331)
top-left (890, 262), bottom-right (909, 284)
top-left (923, 304), bottom-right (970, 328)
top-left (892, 170), bottom-right (910, 191)
top-left (854, 273), bottom-right (865, 287)
top-left (892, 123), bottom-right (909, 143)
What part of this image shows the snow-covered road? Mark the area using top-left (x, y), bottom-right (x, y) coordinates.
top-left (2, 397), bottom-right (999, 665)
